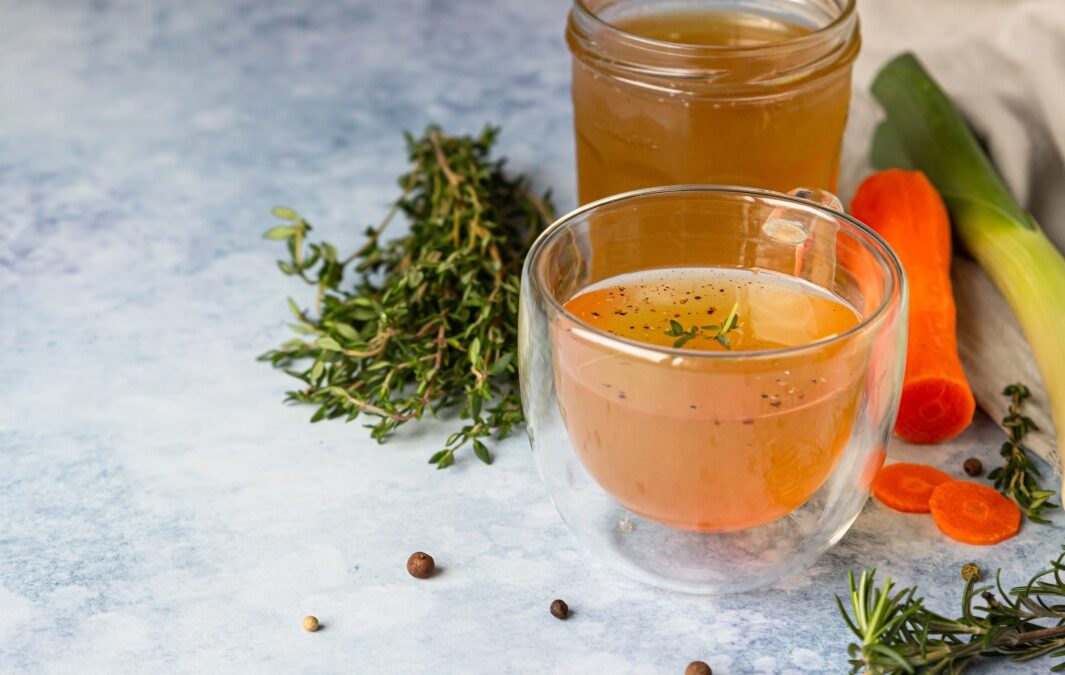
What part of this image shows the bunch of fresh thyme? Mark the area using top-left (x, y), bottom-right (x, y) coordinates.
top-left (838, 548), bottom-right (1065, 673)
top-left (259, 126), bottom-right (553, 468)
top-left (989, 384), bottom-right (1059, 523)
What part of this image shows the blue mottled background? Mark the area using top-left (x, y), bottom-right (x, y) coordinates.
top-left (0, 1), bottom-right (1060, 673)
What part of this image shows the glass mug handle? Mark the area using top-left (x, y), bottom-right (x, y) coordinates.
top-left (760, 186), bottom-right (842, 286)
top-left (788, 187), bottom-right (842, 211)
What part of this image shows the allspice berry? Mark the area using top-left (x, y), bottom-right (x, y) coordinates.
top-left (963, 458), bottom-right (983, 477)
top-left (407, 551), bottom-right (435, 579)
top-left (685, 661), bottom-right (712, 675)
top-left (303, 615), bottom-right (320, 632)
top-left (549, 598), bottom-right (569, 620)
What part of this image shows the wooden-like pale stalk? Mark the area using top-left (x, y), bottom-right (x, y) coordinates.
top-left (871, 53), bottom-right (1065, 487)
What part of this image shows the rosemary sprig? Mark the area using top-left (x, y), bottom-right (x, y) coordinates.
top-left (664, 301), bottom-right (741, 349)
top-left (838, 548), bottom-right (1065, 673)
top-left (988, 383), bottom-right (1058, 523)
top-left (259, 125), bottom-right (553, 468)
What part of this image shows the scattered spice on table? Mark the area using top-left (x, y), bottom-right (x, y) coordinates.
top-left (963, 457), bottom-right (983, 476)
top-left (549, 599), bottom-right (569, 620)
top-left (685, 661), bottom-right (712, 675)
top-left (407, 552), bottom-right (435, 579)
top-left (960, 562), bottom-right (981, 582)
top-left (303, 615), bottom-right (320, 632)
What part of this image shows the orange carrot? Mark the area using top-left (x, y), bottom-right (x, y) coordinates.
top-left (871, 462), bottom-right (953, 513)
top-left (929, 480), bottom-right (1021, 545)
top-left (851, 169), bottom-right (976, 444)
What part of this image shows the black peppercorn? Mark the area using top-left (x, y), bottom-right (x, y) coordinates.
top-left (549, 599), bottom-right (569, 620)
top-left (963, 458), bottom-right (983, 477)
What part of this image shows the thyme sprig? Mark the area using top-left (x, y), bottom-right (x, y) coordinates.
top-left (259, 126), bottom-right (553, 468)
top-left (664, 301), bottom-right (741, 349)
top-left (988, 383), bottom-right (1058, 523)
top-left (838, 548), bottom-right (1065, 673)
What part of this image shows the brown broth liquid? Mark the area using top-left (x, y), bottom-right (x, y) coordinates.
top-left (571, 8), bottom-right (853, 203)
top-left (554, 267), bottom-right (865, 531)
top-left (615, 8), bottom-right (811, 45)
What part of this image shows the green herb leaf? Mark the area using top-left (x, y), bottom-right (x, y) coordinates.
top-left (316, 337), bottom-right (342, 351)
top-left (488, 352), bottom-right (514, 376)
top-left (469, 337), bottom-right (481, 366)
top-left (334, 323), bottom-right (359, 341)
top-left (264, 225), bottom-right (297, 240)
top-left (287, 298), bottom-right (303, 320)
top-left (472, 439), bottom-right (492, 465)
top-left (272, 206), bottom-right (299, 221)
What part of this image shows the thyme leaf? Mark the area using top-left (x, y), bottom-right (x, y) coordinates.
top-left (989, 383), bottom-right (1059, 523)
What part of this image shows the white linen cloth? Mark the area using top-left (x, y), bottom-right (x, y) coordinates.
top-left (843, 0), bottom-right (1065, 251)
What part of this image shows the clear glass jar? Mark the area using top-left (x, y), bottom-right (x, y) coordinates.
top-left (567, 0), bottom-right (860, 204)
top-left (519, 186), bottom-right (906, 593)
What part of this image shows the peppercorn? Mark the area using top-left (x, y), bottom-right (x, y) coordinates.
top-left (302, 615), bottom-right (320, 632)
top-left (407, 551), bottom-right (435, 579)
top-left (963, 458), bottom-right (983, 476)
top-left (549, 599), bottom-right (569, 620)
top-left (685, 661), bottom-right (712, 675)
top-left (961, 562), bottom-right (981, 582)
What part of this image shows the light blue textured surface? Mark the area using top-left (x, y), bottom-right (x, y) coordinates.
top-left (0, 1), bottom-right (1060, 673)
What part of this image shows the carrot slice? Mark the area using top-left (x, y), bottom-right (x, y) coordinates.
top-left (871, 462), bottom-right (953, 513)
top-left (851, 170), bottom-right (976, 444)
top-left (929, 480), bottom-right (1021, 545)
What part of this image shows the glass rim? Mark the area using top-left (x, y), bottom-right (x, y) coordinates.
top-left (571, 0), bottom-right (858, 56)
top-left (526, 184), bottom-right (905, 361)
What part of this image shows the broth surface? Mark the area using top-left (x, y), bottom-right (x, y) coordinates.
top-left (554, 267), bottom-right (865, 531)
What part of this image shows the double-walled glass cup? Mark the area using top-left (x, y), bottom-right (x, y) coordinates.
top-left (567, 0), bottom-right (860, 203)
top-left (519, 186), bottom-right (906, 593)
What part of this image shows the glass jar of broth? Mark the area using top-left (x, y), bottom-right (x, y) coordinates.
top-left (566, 0), bottom-right (860, 203)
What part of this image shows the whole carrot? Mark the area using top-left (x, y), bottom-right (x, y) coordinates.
top-left (851, 169), bottom-right (975, 444)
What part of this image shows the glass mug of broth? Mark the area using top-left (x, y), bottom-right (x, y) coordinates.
top-left (567, 0), bottom-right (860, 203)
top-left (519, 186), bottom-right (906, 593)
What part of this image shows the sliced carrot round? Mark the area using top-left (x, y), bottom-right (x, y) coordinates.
top-left (871, 462), bottom-right (953, 513)
top-left (929, 480), bottom-right (1021, 545)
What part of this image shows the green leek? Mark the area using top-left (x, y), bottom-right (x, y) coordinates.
top-left (871, 52), bottom-right (1065, 483)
